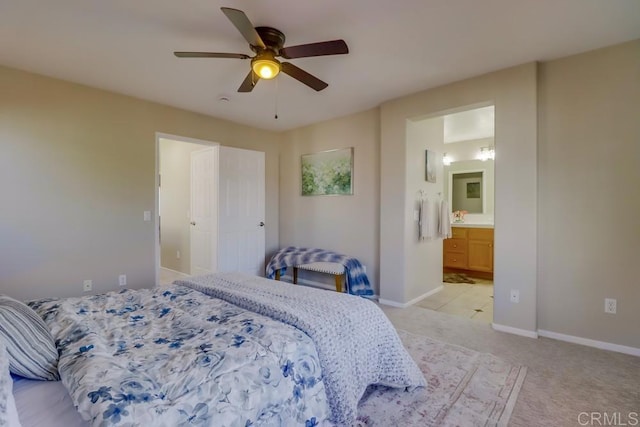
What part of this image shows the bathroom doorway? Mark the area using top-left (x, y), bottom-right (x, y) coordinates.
top-left (417, 105), bottom-right (495, 322)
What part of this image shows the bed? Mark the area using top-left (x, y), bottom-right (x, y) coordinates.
top-left (2, 272), bottom-right (425, 427)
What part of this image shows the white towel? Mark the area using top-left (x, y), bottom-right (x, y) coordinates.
top-left (419, 198), bottom-right (436, 240)
top-left (439, 200), bottom-right (452, 239)
top-left (418, 199), bottom-right (427, 240)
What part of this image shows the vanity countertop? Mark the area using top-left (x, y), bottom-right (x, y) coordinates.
top-left (451, 223), bottom-right (494, 229)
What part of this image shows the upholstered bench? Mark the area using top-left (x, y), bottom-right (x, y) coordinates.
top-left (275, 262), bottom-right (346, 292)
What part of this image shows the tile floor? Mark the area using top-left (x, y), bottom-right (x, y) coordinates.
top-left (416, 280), bottom-right (494, 322)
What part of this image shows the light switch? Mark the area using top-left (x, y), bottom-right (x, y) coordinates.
top-left (143, 211), bottom-right (151, 221)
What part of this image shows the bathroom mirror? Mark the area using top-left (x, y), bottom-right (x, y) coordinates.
top-left (450, 170), bottom-right (484, 213)
top-left (444, 159), bottom-right (494, 215)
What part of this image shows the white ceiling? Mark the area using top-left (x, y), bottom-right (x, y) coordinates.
top-left (1, 0), bottom-right (639, 131)
top-left (444, 106), bottom-right (495, 144)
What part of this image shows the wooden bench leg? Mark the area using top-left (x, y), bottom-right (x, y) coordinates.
top-left (335, 274), bottom-right (343, 293)
top-left (293, 267), bottom-right (298, 284)
top-left (275, 270), bottom-right (280, 281)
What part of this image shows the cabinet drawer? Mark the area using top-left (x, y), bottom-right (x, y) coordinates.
top-left (444, 238), bottom-right (466, 253)
top-left (451, 227), bottom-right (468, 239)
top-left (468, 228), bottom-right (494, 241)
top-left (444, 252), bottom-right (467, 268)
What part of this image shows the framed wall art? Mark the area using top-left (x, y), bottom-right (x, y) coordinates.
top-left (301, 147), bottom-right (353, 196)
top-left (425, 149), bottom-right (436, 183)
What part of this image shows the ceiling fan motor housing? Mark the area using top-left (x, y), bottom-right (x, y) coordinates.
top-left (252, 27), bottom-right (286, 54)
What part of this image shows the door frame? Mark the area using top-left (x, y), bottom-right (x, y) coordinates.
top-left (154, 132), bottom-right (219, 287)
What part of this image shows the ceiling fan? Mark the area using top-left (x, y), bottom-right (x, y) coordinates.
top-left (174, 7), bottom-right (349, 92)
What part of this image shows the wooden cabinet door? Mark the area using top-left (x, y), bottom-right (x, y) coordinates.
top-left (468, 239), bottom-right (493, 272)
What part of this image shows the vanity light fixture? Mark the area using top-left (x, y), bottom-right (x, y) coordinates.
top-left (478, 146), bottom-right (495, 162)
top-left (443, 153), bottom-right (452, 166)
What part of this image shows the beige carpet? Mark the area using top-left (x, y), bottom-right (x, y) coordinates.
top-left (381, 304), bottom-right (640, 427)
top-left (357, 330), bottom-right (526, 426)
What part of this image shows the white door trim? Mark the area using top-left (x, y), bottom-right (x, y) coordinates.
top-left (155, 132), bottom-right (219, 287)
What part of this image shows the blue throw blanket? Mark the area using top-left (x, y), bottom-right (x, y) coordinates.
top-left (176, 272), bottom-right (426, 426)
top-left (266, 246), bottom-right (374, 297)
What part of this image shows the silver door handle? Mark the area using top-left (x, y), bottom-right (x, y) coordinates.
top-left (259, 222), bottom-right (265, 227)
top-left (190, 221), bottom-right (196, 226)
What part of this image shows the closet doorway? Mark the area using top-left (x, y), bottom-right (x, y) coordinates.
top-left (157, 135), bottom-right (218, 285)
top-left (155, 134), bottom-right (266, 287)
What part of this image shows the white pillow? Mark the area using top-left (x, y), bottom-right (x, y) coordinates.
top-left (0, 295), bottom-right (59, 381)
top-left (1, 340), bottom-right (23, 427)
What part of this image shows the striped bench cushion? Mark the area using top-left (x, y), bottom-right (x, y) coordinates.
top-left (0, 295), bottom-right (59, 380)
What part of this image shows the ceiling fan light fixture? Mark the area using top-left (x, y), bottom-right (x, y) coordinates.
top-left (176, 8), bottom-right (347, 92)
top-left (252, 52), bottom-right (280, 79)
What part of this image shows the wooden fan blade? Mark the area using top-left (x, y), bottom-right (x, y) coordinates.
top-left (280, 62), bottom-right (328, 91)
top-left (221, 7), bottom-right (266, 49)
top-left (238, 70), bottom-right (260, 92)
top-left (174, 52), bottom-right (250, 59)
top-left (280, 40), bottom-right (348, 59)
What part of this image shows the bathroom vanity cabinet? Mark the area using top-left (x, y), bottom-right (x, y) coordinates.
top-left (444, 226), bottom-right (494, 279)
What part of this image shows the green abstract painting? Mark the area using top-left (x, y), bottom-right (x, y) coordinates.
top-left (301, 147), bottom-right (353, 196)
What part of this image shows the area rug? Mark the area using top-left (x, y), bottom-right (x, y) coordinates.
top-left (443, 272), bottom-right (476, 283)
top-left (356, 330), bottom-right (527, 426)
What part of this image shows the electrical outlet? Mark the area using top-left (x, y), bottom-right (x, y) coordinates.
top-left (119, 274), bottom-right (127, 287)
top-left (510, 289), bottom-right (520, 303)
top-left (83, 280), bottom-right (92, 292)
top-left (176, 250), bottom-right (181, 260)
top-left (605, 298), bottom-right (617, 314)
top-left (143, 210), bottom-right (151, 222)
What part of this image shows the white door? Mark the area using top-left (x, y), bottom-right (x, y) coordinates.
top-left (218, 146), bottom-right (266, 276)
top-left (190, 147), bottom-right (218, 275)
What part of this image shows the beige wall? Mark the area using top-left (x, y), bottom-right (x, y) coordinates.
top-left (279, 109), bottom-right (380, 293)
top-left (159, 138), bottom-right (206, 274)
top-left (537, 40), bottom-right (640, 348)
top-left (1, 39), bottom-right (638, 350)
top-left (403, 117), bottom-right (445, 303)
top-left (0, 65), bottom-right (281, 301)
top-left (380, 64), bottom-right (538, 333)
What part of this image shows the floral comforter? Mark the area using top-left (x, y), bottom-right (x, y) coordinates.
top-left (30, 285), bottom-right (329, 427)
top-left (178, 272), bottom-right (426, 426)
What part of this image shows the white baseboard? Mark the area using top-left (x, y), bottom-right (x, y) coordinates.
top-left (379, 285), bottom-right (444, 308)
top-left (160, 267), bottom-right (189, 277)
top-left (538, 329), bottom-right (640, 357)
top-left (491, 323), bottom-right (539, 339)
top-left (378, 298), bottom-right (407, 308)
